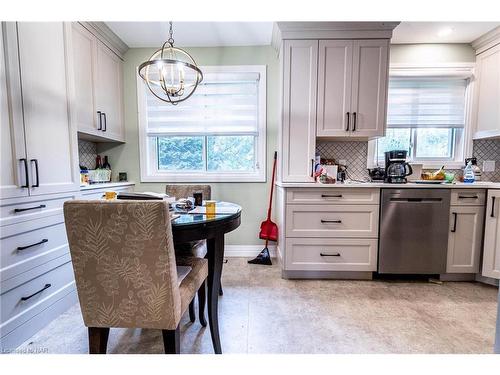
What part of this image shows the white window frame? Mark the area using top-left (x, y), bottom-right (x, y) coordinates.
top-left (367, 63), bottom-right (475, 169)
top-left (137, 65), bottom-right (267, 182)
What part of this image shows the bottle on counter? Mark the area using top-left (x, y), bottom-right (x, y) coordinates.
top-left (463, 161), bottom-right (475, 183)
top-left (102, 156), bottom-right (111, 170)
top-left (465, 157), bottom-right (481, 181)
top-left (95, 155), bottom-right (102, 169)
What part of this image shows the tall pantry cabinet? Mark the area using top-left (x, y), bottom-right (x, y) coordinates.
top-left (277, 23), bottom-right (397, 183)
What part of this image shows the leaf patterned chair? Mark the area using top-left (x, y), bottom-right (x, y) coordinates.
top-left (64, 200), bottom-right (210, 354)
top-left (165, 184), bottom-right (223, 323)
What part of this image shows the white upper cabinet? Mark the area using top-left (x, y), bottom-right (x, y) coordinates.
top-left (281, 39), bottom-right (318, 183)
top-left (482, 190), bottom-right (500, 279)
top-left (70, 23), bottom-right (125, 142)
top-left (1, 23), bottom-right (29, 200)
top-left (473, 43), bottom-right (500, 140)
top-left (350, 39), bottom-right (389, 138)
top-left (16, 23), bottom-right (79, 196)
top-left (316, 40), bottom-right (353, 137)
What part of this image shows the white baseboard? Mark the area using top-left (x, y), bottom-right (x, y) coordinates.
top-left (224, 245), bottom-right (277, 258)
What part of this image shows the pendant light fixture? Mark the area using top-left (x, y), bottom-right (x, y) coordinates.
top-left (138, 22), bottom-right (203, 105)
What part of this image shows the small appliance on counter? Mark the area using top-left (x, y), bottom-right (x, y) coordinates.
top-left (368, 167), bottom-right (385, 182)
top-left (384, 150), bottom-right (413, 184)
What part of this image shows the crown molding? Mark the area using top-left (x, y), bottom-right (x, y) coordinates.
top-left (472, 25), bottom-right (500, 55)
top-left (79, 22), bottom-right (129, 59)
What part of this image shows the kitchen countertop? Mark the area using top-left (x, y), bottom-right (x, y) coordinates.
top-left (80, 181), bottom-right (135, 191)
top-left (276, 181), bottom-right (500, 189)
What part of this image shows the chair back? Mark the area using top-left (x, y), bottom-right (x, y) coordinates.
top-left (165, 185), bottom-right (211, 200)
top-left (64, 200), bottom-right (182, 330)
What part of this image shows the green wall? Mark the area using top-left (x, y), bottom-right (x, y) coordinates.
top-left (390, 43), bottom-right (476, 64)
top-left (98, 46), bottom-right (279, 246)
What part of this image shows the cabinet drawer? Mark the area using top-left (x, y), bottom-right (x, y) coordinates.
top-left (286, 188), bottom-right (379, 205)
top-left (285, 204), bottom-right (379, 238)
top-left (0, 215), bottom-right (69, 283)
top-left (285, 238), bottom-right (378, 271)
top-left (0, 192), bottom-right (78, 227)
top-left (0, 260), bottom-right (75, 337)
top-left (450, 190), bottom-right (486, 206)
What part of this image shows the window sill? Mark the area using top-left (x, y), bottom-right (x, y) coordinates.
top-left (141, 172), bottom-right (266, 183)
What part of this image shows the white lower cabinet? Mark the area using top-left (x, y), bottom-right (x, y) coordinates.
top-left (446, 205), bottom-right (484, 273)
top-left (482, 190), bottom-right (500, 279)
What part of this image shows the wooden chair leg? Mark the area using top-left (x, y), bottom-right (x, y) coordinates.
top-left (188, 298), bottom-right (196, 322)
top-left (88, 327), bottom-right (110, 354)
top-left (162, 326), bottom-right (180, 354)
top-left (198, 280), bottom-right (207, 327)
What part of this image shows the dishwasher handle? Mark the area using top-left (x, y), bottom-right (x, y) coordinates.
top-left (390, 197), bottom-right (443, 203)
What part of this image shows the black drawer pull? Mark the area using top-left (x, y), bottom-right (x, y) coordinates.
top-left (97, 111), bottom-right (102, 130)
top-left (345, 112), bottom-right (350, 131)
top-left (491, 196), bottom-right (496, 218)
top-left (102, 112), bottom-right (107, 132)
top-left (21, 284), bottom-right (51, 301)
top-left (451, 212), bottom-right (457, 233)
top-left (320, 253), bottom-right (341, 257)
top-left (31, 159), bottom-right (40, 188)
top-left (458, 195), bottom-right (478, 199)
top-left (321, 194), bottom-right (343, 198)
top-left (321, 219), bottom-right (342, 224)
top-left (14, 204), bottom-right (46, 213)
top-left (17, 238), bottom-right (48, 251)
top-left (20, 158), bottom-right (29, 188)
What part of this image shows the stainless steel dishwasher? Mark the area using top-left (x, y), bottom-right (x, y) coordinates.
top-left (378, 188), bottom-right (451, 274)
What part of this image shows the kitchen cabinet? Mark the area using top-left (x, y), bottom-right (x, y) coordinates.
top-left (446, 206), bottom-right (484, 273)
top-left (482, 190), bottom-right (500, 279)
top-left (71, 22), bottom-right (125, 142)
top-left (281, 39), bottom-right (318, 183)
top-left (1, 22), bottom-right (79, 198)
top-left (473, 43), bottom-right (500, 140)
top-left (317, 39), bottom-right (389, 138)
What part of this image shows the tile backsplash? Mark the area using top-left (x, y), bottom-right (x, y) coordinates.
top-left (78, 140), bottom-right (97, 169)
top-left (316, 138), bottom-right (500, 182)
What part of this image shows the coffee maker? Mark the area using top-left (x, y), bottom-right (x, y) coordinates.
top-left (384, 150), bottom-right (413, 183)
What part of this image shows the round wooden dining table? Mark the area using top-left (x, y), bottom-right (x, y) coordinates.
top-left (171, 201), bottom-right (241, 354)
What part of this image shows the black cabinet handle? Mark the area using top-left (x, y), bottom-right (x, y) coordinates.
top-left (311, 159), bottom-right (314, 178)
top-left (102, 112), bottom-right (107, 132)
top-left (17, 238), bottom-right (48, 251)
top-left (20, 284), bottom-right (51, 301)
top-left (491, 196), bottom-right (496, 218)
top-left (352, 112), bottom-right (357, 132)
top-left (320, 253), bottom-right (341, 257)
top-left (97, 111), bottom-right (102, 130)
top-left (321, 194), bottom-right (343, 198)
top-left (321, 219), bottom-right (342, 224)
top-left (458, 195), bottom-right (478, 199)
top-left (14, 204), bottom-right (46, 213)
top-left (451, 212), bottom-right (457, 232)
top-left (30, 159), bottom-right (39, 188)
top-left (20, 158), bottom-right (29, 188)
top-left (345, 112), bottom-right (350, 131)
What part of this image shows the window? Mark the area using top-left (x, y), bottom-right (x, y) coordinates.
top-left (370, 72), bottom-right (473, 168)
top-left (138, 65), bottom-right (266, 182)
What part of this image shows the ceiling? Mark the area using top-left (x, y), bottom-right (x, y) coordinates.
top-left (106, 21), bottom-right (500, 48)
top-left (106, 22), bottom-right (274, 48)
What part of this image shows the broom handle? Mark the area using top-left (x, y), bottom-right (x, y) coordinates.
top-left (266, 151), bottom-right (278, 220)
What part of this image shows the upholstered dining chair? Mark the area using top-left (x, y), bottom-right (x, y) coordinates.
top-left (63, 200), bottom-right (209, 354)
top-left (165, 184), bottom-right (223, 323)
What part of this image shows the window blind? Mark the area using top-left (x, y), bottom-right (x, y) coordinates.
top-left (387, 78), bottom-right (467, 129)
top-left (145, 70), bottom-right (260, 136)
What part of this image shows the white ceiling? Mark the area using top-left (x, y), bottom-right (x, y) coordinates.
top-left (106, 22), bottom-right (274, 48)
top-left (391, 22), bottom-right (500, 44)
top-left (106, 21), bottom-right (500, 48)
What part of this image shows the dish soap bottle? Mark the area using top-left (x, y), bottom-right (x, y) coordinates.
top-left (463, 161), bottom-right (475, 183)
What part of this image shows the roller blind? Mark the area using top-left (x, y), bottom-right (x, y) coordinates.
top-left (387, 78), bottom-right (467, 128)
top-left (145, 70), bottom-right (260, 136)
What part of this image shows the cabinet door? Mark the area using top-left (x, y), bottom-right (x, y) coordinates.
top-left (95, 40), bottom-right (124, 142)
top-left (482, 190), bottom-right (500, 279)
top-left (1, 23), bottom-right (29, 199)
top-left (316, 40), bottom-right (353, 137)
top-left (281, 40), bottom-right (318, 182)
top-left (17, 22), bottom-right (79, 196)
top-left (350, 39), bottom-right (389, 138)
top-left (474, 44), bottom-right (500, 139)
top-left (446, 206), bottom-right (484, 273)
top-left (71, 23), bottom-right (99, 136)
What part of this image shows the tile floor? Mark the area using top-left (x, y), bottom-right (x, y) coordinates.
top-left (18, 258), bottom-right (499, 354)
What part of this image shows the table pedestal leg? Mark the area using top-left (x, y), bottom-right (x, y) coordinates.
top-left (207, 234), bottom-right (224, 354)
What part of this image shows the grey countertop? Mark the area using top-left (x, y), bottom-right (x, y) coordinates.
top-left (276, 181), bottom-right (500, 189)
top-left (80, 181), bottom-right (135, 191)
